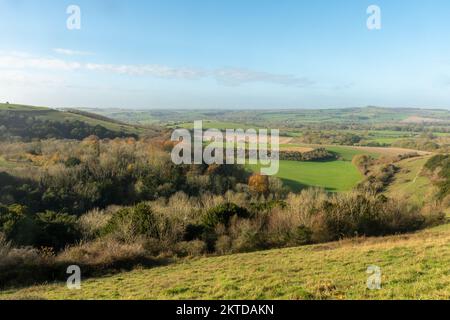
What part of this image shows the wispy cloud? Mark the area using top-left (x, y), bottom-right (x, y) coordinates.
top-left (0, 53), bottom-right (81, 71)
top-left (0, 70), bottom-right (65, 87)
top-left (85, 63), bottom-right (205, 79)
top-left (53, 48), bottom-right (94, 56)
top-left (0, 52), bottom-right (313, 87)
top-left (215, 68), bottom-right (313, 87)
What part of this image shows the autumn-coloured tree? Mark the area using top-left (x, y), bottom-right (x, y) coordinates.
top-left (248, 173), bottom-right (269, 196)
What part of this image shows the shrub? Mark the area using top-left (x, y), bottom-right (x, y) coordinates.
top-left (57, 237), bottom-right (147, 267)
top-left (183, 223), bottom-right (206, 241)
top-left (102, 203), bottom-right (159, 241)
top-left (64, 157), bottom-right (81, 167)
top-left (291, 225), bottom-right (313, 245)
top-left (0, 233), bottom-right (43, 267)
top-left (0, 204), bottom-right (81, 250)
top-left (33, 211), bottom-right (81, 250)
top-left (78, 208), bottom-right (113, 240)
top-left (424, 154), bottom-right (450, 200)
top-left (202, 203), bottom-right (250, 229)
top-left (352, 154), bottom-right (373, 175)
top-left (173, 240), bottom-right (207, 257)
top-left (0, 204), bottom-right (39, 247)
top-left (229, 218), bottom-right (267, 253)
top-left (322, 193), bottom-right (426, 240)
top-left (249, 200), bottom-right (286, 215)
top-left (215, 235), bottom-right (233, 254)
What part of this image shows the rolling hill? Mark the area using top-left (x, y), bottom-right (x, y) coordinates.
top-left (0, 103), bottom-right (148, 140)
top-left (80, 106), bottom-right (450, 127)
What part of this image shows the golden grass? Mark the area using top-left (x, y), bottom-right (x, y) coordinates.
top-left (350, 146), bottom-right (432, 156)
top-left (2, 223), bottom-right (449, 300)
top-left (279, 146), bottom-right (314, 153)
top-left (386, 156), bottom-right (436, 206)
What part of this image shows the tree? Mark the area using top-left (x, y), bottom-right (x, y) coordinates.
top-left (248, 174), bottom-right (269, 196)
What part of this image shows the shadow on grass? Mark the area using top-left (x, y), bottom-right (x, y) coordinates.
top-left (281, 178), bottom-right (337, 193)
top-left (0, 255), bottom-right (173, 292)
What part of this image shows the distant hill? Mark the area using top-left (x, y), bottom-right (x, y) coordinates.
top-left (0, 103), bottom-right (146, 140)
top-left (79, 106), bottom-right (450, 127)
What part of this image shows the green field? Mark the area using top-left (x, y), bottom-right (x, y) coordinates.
top-left (249, 160), bottom-right (363, 192)
top-left (3, 222), bottom-right (449, 300)
top-left (324, 145), bottom-right (380, 161)
top-left (247, 146), bottom-right (380, 192)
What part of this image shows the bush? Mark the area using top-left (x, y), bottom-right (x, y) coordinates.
top-left (424, 154), bottom-right (450, 200)
top-left (228, 218), bottom-right (267, 253)
top-left (102, 203), bottom-right (159, 241)
top-left (78, 208), bottom-right (113, 240)
top-left (0, 204), bottom-right (81, 250)
top-left (215, 235), bottom-right (233, 254)
top-left (0, 204), bottom-right (38, 246)
top-left (202, 203), bottom-right (250, 229)
top-left (0, 233), bottom-right (43, 268)
top-left (33, 211), bottom-right (81, 250)
top-left (291, 226), bottom-right (313, 245)
top-left (183, 223), bottom-right (206, 241)
top-left (64, 157), bottom-right (81, 167)
top-left (173, 240), bottom-right (207, 257)
top-left (321, 193), bottom-right (426, 240)
top-left (57, 237), bottom-right (147, 267)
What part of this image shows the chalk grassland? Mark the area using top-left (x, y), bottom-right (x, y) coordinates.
top-left (2, 222), bottom-right (449, 300)
top-left (386, 156), bottom-right (436, 206)
top-left (0, 103), bottom-right (143, 135)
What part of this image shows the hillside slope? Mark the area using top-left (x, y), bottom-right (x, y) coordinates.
top-left (2, 222), bottom-right (449, 300)
top-left (0, 103), bottom-right (145, 138)
top-left (386, 155), bottom-right (436, 206)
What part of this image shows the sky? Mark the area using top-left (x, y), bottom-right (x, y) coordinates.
top-left (1, 0), bottom-right (450, 109)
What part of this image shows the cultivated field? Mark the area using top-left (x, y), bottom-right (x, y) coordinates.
top-left (248, 160), bottom-right (362, 192)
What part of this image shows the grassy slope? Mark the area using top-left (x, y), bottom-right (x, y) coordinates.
top-left (2, 222), bottom-right (449, 300)
top-left (0, 103), bottom-right (142, 135)
top-left (386, 156), bottom-right (436, 206)
top-left (0, 157), bottom-right (13, 168)
top-left (324, 145), bottom-right (380, 161)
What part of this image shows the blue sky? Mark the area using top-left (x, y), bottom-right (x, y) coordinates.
top-left (1, 0), bottom-right (450, 109)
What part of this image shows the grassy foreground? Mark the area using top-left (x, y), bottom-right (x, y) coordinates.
top-left (2, 222), bottom-right (449, 300)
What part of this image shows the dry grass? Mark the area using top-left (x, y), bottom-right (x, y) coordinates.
top-left (56, 238), bottom-right (147, 266)
top-left (1, 222), bottom-right (449, 300)
top-left (279, 146), bottom-right (314, 153)
top-left (350, 146), bottom-right (431, 156)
